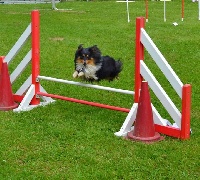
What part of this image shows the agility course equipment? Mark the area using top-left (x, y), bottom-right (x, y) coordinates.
top-left (199, 0), bottom-right (200, 20)
top-left (0, 0), bottom-right (66, 11)
top-left (127, 81), bottom-right (164, 143)
top-left (3, 10), bottom-right (134, 113)
top-left (52, 0), bottom-right (72, 11)
top-left (0, 0), bottom-right (59, 5)
top-left (143, 0), bottom-right (185, 22)
top-left (2, 10), bottom-right (191, 140)
top-left (115, 17), bottom-right (191, 140)
top-left (116, 0), bottom-right (135, 23)
top-left (0, 57), bottom-right (18, 110)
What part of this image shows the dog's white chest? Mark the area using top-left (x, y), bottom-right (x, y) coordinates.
top-left (84, 64), bottom-right (102, 80)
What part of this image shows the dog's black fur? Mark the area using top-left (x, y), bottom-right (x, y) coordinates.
top-left (73, 45), bottom-right (123, 82)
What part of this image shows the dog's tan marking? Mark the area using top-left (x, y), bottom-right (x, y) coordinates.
top-left (86, 58), bottom-right (95, 66)
top-left (77, 58), bottom-right (84, 64)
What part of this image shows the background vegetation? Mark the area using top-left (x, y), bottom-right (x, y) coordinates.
top-left (0, 1), bottom-right (199, 179)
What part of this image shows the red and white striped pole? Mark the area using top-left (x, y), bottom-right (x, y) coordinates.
top-left (134, 17), bottom-right (145, 103)
top-left (31, 10), bottom-right (40, 105)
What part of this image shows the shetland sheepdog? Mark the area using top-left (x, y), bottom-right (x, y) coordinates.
top-left (73, 45), bottom-right (123, 82)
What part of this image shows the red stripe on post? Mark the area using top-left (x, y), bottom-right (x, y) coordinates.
top-left (180, 84), bottom-right (191, 139)
top-left (135, 17), bottom-right (145, 103)
top-left (31, 10), bottom-right (40, 105)
top-left (145, 0), bottom-right (148, 21)
top-left (182, 0), bottom-right (184, 21)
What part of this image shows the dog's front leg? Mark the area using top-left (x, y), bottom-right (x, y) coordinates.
top-left (73, 71), bottom-right (79, 78)
top-left (78, 71), bottom-right (85, 77)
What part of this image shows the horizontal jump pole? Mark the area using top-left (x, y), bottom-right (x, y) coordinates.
top-left (37, 92), bottom-right (130, 113)
top-left (38, 75), bottom-right (135, 95)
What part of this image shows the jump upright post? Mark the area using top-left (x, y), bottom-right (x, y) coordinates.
top-left (115, 17), bottom-right (191, 140)
top-left (31, 10), bottom-right (40, 106)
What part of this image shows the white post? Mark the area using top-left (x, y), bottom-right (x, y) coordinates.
top-left (52, 0), bottom-right (58, 10)
top-left (126, 0), bottom-right (130, 23)
top-left (199, 0), bottom-right (200, 20)
top-left (164, 0), bottom-right (166, 22)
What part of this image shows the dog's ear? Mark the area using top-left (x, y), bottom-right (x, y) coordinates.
top-left (75, 44), bottom-right (83, 58)
top-left (77, 44), bottom-right (83, 50)
top-left (89, 45), bottom-right (101, 54)
top-left (91, 45), bottom-right (98, 51)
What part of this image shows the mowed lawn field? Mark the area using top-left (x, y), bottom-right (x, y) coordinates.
top-left (0, 1), bottom-right (200, 179)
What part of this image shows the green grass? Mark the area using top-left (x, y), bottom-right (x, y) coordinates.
top-left (0, 1), bottom-right (200, 179)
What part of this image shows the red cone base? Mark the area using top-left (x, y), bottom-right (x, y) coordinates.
top-left (128, 131), bottom-right (163, 142)
top-left (0, 61), bottom-right (18, 111)
top-left (127, 81), bottom-right (164, 143)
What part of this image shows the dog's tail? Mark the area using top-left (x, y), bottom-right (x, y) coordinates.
top-left (115, 60), bottom-right (123, 74)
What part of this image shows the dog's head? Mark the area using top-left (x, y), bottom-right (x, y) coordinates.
top-left (74, 44), bottom-right (102, 66)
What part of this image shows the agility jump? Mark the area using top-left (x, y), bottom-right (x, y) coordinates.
top-left (115, 17), bottom-right (191, 140)
top-left (1, 10), bottom-right (191, 140)
top-left (2, 10), bottom-right (134, 113)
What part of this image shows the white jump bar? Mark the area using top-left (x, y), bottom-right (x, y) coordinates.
top-left (38, 75), bottom-right (135, 95)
